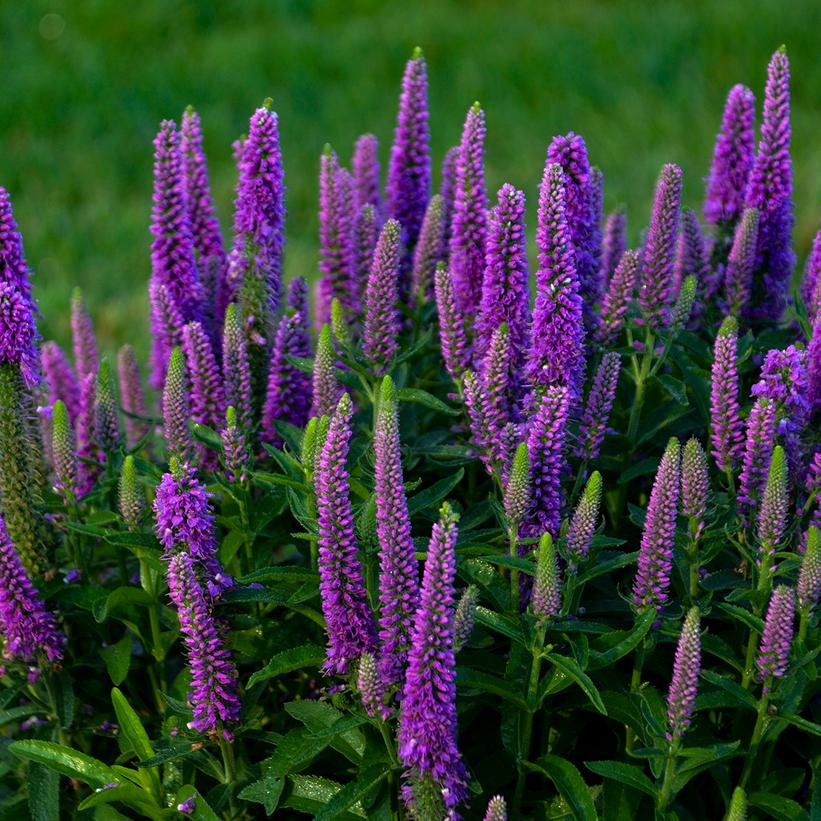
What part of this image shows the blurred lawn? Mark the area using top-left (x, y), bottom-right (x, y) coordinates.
top-left (1, 0), bottom-right (819, 361)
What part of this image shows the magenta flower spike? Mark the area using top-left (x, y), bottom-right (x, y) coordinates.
top-left (525, 386), bottom-right (571, 539)
top-left (398, 502), bottom-right (467, 816)
top-left (638, 163), bottom-right (683, 331)
top-left (310, 324), bottom-right (342, 419)
top-left (481, 324), bottom-right (515, 464)
top-left (756, 584), bottom-right (795, 686)
top-left (709, 316), bottom-right (744, 473)
top-left (527, 162), bottom-right (585, 398)
top-left (319, 147), bottom-right (357, 322)
top-left (439, 145), bottom-right (459, 248)
top-left (681, 438), bottom-right (709, 541)
top-left (352, 133), bottom-right (381, 213)
top-left (597, 248), bottom-right (639, 346)
top-left (354, 204), bottom-right (380, 293)
top-left (75, 372), bottom-right (101, 496)
top-left (70, 288), bottom-right (98, 383)
top-left (410, 194), bottom-right (446, 301)
top-left (435, 263), bottom-right (470, 381)
top-left (575, 352), bottom-right (621, 461)
top-left (162, 348), bottom-right (192, 464)
top-left (0, 515), bottom-right (64, 672)
top-left (674, 208), bottom-right (710, 307)
top-left (357, 651), bottom-right (389, 720)
top-left (387, 48), bottom-right (431, 256)
top-left (41, 341), bottom-right (81, 424)
top-left (484, 796), bottom-right (508, 821)
top-left (632, 437), bottom-right (681, 613)
top-left (363, 219), bottom-right (402, 374)
top-left (182, 321), bottom-right (224, 465)
top-left (547, 132), bottom-right (601, 320)
top-left (221, 406), bottom-right (250, 484)
top-left (797, 527), bottom-right (821, 616)
top-left (0, 188), bottom-right (35, 312)
top-left (314, 393), bottom-right (376, 675)
top-left (565, 471), bottom-right (603, 569)
top-left (666, 607), bottom-right (701, 741)
top-left (117, 345), bottom-right (149, 449)
top-left (801, 225), bottom-right (821, 321)
top-left (149, 280), bottom-right (187, 390)
top-left (601, 209), bottom-right (627, 282)
top-left (373, 376), bottom-right (419, 686)
top-left (221, 304), bottom-right (253, 437)
top-left (737, 397), bottom-right (776, 523)
top-left (724, 208), bottom-right (760, 317)
top-left (449, 102), bottom-right (488, 317)
top-left (475, 184), bottom-right (530, 367)
top-left (809, 317), bottom-right (821, 415)
top-left (704, 84), bottom-right (756, 225)
top-left (166, 551), bottom-right (240, 735)
top-left (744, 48), bottom-right (794, 323)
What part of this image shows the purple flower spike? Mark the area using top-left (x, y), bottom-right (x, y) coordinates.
top-left (744, 48), bottom-right (794, 322)
top-left (41, 341), bottom-right (80, 423)
top-left (704, 84), bottom-right (756, 225)
top-left (674, 209), bottom-right (710, 307)
top-left (262, 313), bottom-right (312, 444)
top-left (352, 134), bottom-right (381, 213)
top-left (681, 438), bottom-right (709, 540)
top-left (666, 607), bottom-right (701, 741)
top-left (363, 219), bottom-right (402, 374)
top-left (484, 795), bottom-right (508, 821)
top-left (154, 461), bottom-right (230, 598)
top-left (410, 194), bottom-right (446, 302)
top-left (0, 188), bottom-right (35, 311)
top-left (601, 209), bottom-right (627, 282)
top-left (476, 184), bottom-right (530, 367)
top-left (387, 48), bottom-right (431, 256)
top-left (439, 145), bottom-right (459, 248)
top-left (575, 352), bottom-right (621, 461)
top-left (639, 164), bottom-right (683, 331)
top-left (597, 248), bottom-right (639, 346)
top-left (435, 264), bottom-right (470, 381)
top-left (808, 319), bottom-right (821, 416)
top-left (221, 304), bottom-right (253, 437)
top-left (119, 456), bottom-right (146, 530)
top-left (0, 283), bottom-right (39, 389)
top-left (632, 437), bottom-right (681, 614)
top-left (228, 101), bottom-right (285, 340)
top-left (70, 288), bottom-right (99, 383)
top-left (532, 533), bottom-right (561, 624)
top-left (398, 502), bottom-right (467, 816)
top-left (374, 376), bottom-right (419, 686)
top-left (117, 345), bottom-right (149, 449)
top-left (449, 103), bottom-right (488, 317)
top-left (0, 515), bottom-right (64, 670)
top-left (319, 148), bottom-right (357, 322)
top-left (354, 204), bottom-right (380, 293)
top-left (149, 281), bottom-right (187, 390)
top-left (182, 321), bottom-right (224, 465)
top-left (180, 107), bottom-right (225, 274)
top-left (481, 324), bottom-right (515, 463)
top-left (463, 370), bottom-right (493, 473)
top-left (527, 162), bottom-right (585, 398)
top-left (547, 133), bottom-right (601, 321)
top-left (801, 225), bottom-right (821, 321)
top-left (525, 386), bottom-right (571, 539)
top-left (756, 445), bottom-right (788, 562)
top-left (503, 442), bottom-right (530, 528)
top-left (756, 584), bottom-right (795, 686)
top-left (310, 325), bottom-right (342, 419)
top-left (95, 360), bottom-right (121, 455)
top-left (709, 316), bottom-right (744, 473)
top-left (221, 406), bottom-right (250, 484)
top-left (797, 527), bottom-right (821, 615)
top-left (315, 393), bottom-right (376, 675)
top-left (724, 208), bottom-right (760, 316)
top-left (76, 372), bottom-right (101, 496)
top-left (452, 585), bottom-right (478, 653)
top-left (162, 348), bottom-right (192, 464)
top-left (51, 400), bottom-right (78, 503)
top-left (565, 471), bottom-right (602, 569)
top-left (167, 551), bottom-right (240, 734)
top-left (358, 651), bottom-right (389, 720)
top-left (738, 397), bottom-right (776, 523)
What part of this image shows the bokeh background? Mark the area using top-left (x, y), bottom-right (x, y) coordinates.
top-left (2, 1), bottom-right (820, 360)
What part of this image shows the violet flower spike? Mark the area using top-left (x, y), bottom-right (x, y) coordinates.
top-left (756, 445), bottom-right (788, 564)
top-left (94, 359), bottom-right (121, 455)
top-left (737, 397), bottom-right (776, 523)
top-left (166, 551), bottom-right (240, 734)
top-left (117, 345), bottom-right (149, 449)
top-left (484, 796), bottom-right (508, 821)
top-left (0, 283), bottom-right (39, 390)
top-left (434, 263), bottom-right (470, 381)
top-left (398, 502), bottom-right (467, 815)
top-left (363, 219), bottom-right (402, 374)
top-left (310, 324), bottom-right (342, 419)
top-left (527, 162), bottom-right (586, 398)
top-left (452, 585), bottom-right (478, 653)
top-left (632, 437), bottom-right (681, 614)
top-left (162, 347), bottom-right (192, 464)
top-left (638, 163), bottom-right (683, 330)
top-left (387, 48), bottom-right (431, 255)
top-left (449, 102), bottom-right (488, 317)
top-left (314, 393), bottom-right (376, 675)
top-left (601, 209), bottom-right (627, 282)
top-left (475, 184), bottom-right (530, 367)
top-left (481, 324), bottom-right (515, 465)
top-left (808, 317), bottom-right (821, 415)
top-left (41, 341), bottom-right (80, 423)
top-left (463, 370), bottom-right (492, 473)
top-left (221, 304), bottom-right (253, 436)
top-left (674, 208), bottom-right (710, 308)
top-left (357, 651), bottom-right (389, 720)
top-left (704, 83), bottom-right (756, 225)
top-left (148, 281), bottom-right (187, 390)
top-left (666, 607), bottom-right (701, 741)
top-left (709, 316), bottom-right (744, 473)
top-left (532, 532), bottom-right (561, 624)
top-left (0, 188), bottom-right (35, 311)
top-left (597, 248), bottom-right (639, 346)
top-left (724, 208), bottom-right (760, 317)
top-left (755, 584), bottom-right (795, 686)
top-left (182, 321), bottom-right (225, 464)
top-left (373, 376), bottom-right (420, 686)
top-left (119, 455), bottom-right (146, 530)
top-left (801, 225), bottom-right (821, 321)
top-left (797, 527), bottom-right (821, 616)
top-left (352, 134), bottom-right (381, 213)
top-left (565, 470), bottom-right (602, 569)
top-left (75, 371), bottom-right (101, 496)
top-left (354, 203), bottom-right (380, 292)
top-left (503, 442), bottom-right (530, 528)
top-left (0, 515), bottom-right (64, 671)
top-left (575, 352), bottom-right (621, 461)
top-left (681, 438), bottom-right (709, 541)
top-left (221, 406), bottom-right (250, 484)
top-left (51, 400), bottom-right (78, 503)
top-left (410, 194), bottom-right (446, 302)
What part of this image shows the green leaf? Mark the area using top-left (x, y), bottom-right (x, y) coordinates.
top-left (542, 654), bottom-right (607, 715)
top-left (248, 645), bottom-right (325, 688)
top-left (10, 740), bottom-right (118, 789)
top-left (456, 668), bottom-right (527, 708)
top-left (526, 755), bottom-right (598, 820)
top-left (100, 634), bottom-right (132, 685)
top-left (396, 387), bottom-right (459, 416)
top-left (617, 458), bottom-right (659, 485)
top-left (672, 741), bottom-right (742, 792)
top-left (577, 552), bottom-right (639, 585)
top-left (283, 701), bottom-right (366, 761)
top-left (698, 670), bottom-right (757, 711)
top-left (111, 688), bottom-right (155, 763)
top-left (76, 783), bottom-right (159, 815)
top-left (94, 587), bottom-right (152, 623)
top-left (283, 775), bottom-right (368, 819)
top-left (407, 469), bottom-right (465, 516)
top-left (238, 768), bottom-right (284, 816)
top-left (657, 374), bottom-right (688, 405)
top-left (174, 785), bottom-right (220, 821)
top-left (588, 610), bottom-right (655, 670)
top-left (28, 761), bottom-right (59, 821)
top-left (479, 555), bottom-right (536, 575)
top-left (475, 607), bottom-right (526, 645)
top-left (314, 765), bottom-right (390, 821)
top-left (748, 792), bottom-right (809, 821)
top-left (0, 704), bottom-right (46, 727)
top-left (236, 566), bottom-right (319, 585)
top-left (777, 713), bottom-right (821, 737)
top-left (584, 760), bottom-right (657, 798)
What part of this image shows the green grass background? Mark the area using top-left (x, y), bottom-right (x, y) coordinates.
top-left (1, 1), bottom-right (819, 360)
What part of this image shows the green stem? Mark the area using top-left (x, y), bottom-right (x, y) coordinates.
top-left (377, 719), bottom-right (399, 768)
top-left (797, 611), bottom-right (809, 645)
top-left (626, 636), bottom-right (647, 753)
top-left (657, 737), bottom-right (680, 814)
top-left (686, 530), bottom-right (700, 603)
top-left (740, 689), bottom-right (770, 788)
top-left (509, 527), bottom-right (520, 605)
